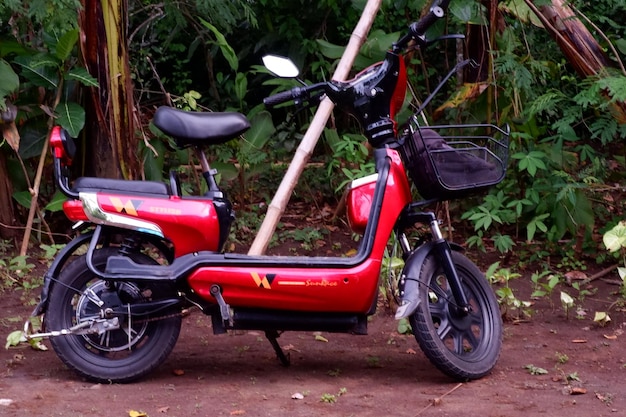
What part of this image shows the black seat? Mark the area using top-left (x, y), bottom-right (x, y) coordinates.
top-left (72, 177), bottom-right (170, 196)
top-left (153, 107), bottom-right (251, 147)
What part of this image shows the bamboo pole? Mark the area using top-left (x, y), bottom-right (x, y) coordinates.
top-left (247, 0), bottom-right (382, 255)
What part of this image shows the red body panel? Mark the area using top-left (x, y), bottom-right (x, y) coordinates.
top-left (187, 149), bottom-right (412, 313)
top-left (347, 176), bottom-right (377, 235)
top-left (96, 194), bottom-right (221, 255)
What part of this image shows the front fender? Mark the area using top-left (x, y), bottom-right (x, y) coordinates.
top-left (394, 241), bottom-right (464, 320)
top-left (31, 232), bottom-right (95, 317)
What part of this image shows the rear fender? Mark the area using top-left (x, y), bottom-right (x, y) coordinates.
top-left (394, 241), bottom-right (464, 320)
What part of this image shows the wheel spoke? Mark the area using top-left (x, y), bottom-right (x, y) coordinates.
top-left (464, 328), bottom-right (480, 350)
top-left (77, 313), bottom-right (100, 323)
top-left (452, 331), bottom-right (465, 354)
top-left (435, 315), bottom-right (452, 339)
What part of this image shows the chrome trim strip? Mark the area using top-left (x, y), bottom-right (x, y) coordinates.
top-left (80, 192), bottom-right (164, 238)
top-left (348, 173), bottom-right (379, 190)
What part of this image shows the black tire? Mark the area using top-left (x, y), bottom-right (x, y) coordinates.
top-left (409, 251), bottom-right (502, 380)
top-left (46, 248), bottom-right (182, 383)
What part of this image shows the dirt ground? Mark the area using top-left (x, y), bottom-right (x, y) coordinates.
top-left (1, 259), bottom-right (625, 417)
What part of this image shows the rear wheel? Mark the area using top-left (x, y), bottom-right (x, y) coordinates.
top-left (47, 248), bottom-right (182, 383)
top-left (410, 251), bottom-right (502, 380)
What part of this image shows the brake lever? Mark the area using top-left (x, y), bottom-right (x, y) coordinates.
top-left (426, 33), bottom-right (465, 46)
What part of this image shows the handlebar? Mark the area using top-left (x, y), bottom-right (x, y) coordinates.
top-left (263, 0), bottom-right (453, 110)
top-left (393, 0), bottom-right (452, 51)
top-left (263, 83), bottom-right (326, 108)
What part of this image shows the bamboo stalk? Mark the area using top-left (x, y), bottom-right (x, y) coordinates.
top-left (247, 0), bottom-right (383, 255)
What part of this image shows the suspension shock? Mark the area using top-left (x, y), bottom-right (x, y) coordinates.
top-left (118, 235), bottom-right (141, 256)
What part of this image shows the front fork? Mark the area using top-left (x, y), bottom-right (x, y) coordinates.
top-left (398, 211), bottom-right (471, 313)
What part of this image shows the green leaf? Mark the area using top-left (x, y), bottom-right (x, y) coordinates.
top-left (234, 72), bottom-right (248, 103)
top-left (526, 213), bottom-right (549, 241)
top-left (616, 39), bottom-right (626, 56)
top-left (44, 191), bottom-right (67, 212)
top-left (66, 67), bottom-right (99, 87)
top-left (13, 54), bottom-right (60, 88)
top-left (397, 318), bottom-right (411, 335)
top-left (241, 111), bottom-right (275, 154)
top-left (603, 221), bottom-right (626, 252)
top-left (141, 137), bottom-right (166, 182)
top-left (56, 102), bottom-right (85, 137)
top-left (359, 29), bottom-right (400, 61)
top-left (500, 0), bottom-right (544, 27)
top-left (55, 29), bottom-right (79, 61)
top-left (13, 190), bottom-right (32, 208)
top-left (524, 364), bottom-right (548, 375)
top-left (316, 39), bottom-right (346, 59)
top-left (450, 1), bottom-right (485, 24)
top-left (493, 234), bottom-right (515, 253)
top-left (0, 59), bottom-right (19, 106)
top-left (512, 150), bottom-right (547, 177)
top-left (199, 19), bottom-right (238, 71)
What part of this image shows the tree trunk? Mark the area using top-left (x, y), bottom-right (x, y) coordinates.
top-left (0, 151), bottom-right (16, 239)
top-left (79, 0), bottom-right (140, 179)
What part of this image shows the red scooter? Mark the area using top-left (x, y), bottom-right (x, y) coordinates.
top-left (26, 0), bottom-right (508, 383)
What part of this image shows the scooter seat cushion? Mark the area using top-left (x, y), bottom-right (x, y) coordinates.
top-left (153, 106), bottom-right (251, 147)
top-left (72, 177), bottom-right (170, 196)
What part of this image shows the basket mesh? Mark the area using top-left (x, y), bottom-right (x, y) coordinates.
top-left (399, 123), bottom-right (509, 200)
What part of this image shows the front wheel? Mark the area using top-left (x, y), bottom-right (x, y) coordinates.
top-left (410, 251), bottom-right (502, 380)
top-left (46, 248), bottom-right (182, 383)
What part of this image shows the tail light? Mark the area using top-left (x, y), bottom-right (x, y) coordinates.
top-left (63, 200), bottom-right (88, 222)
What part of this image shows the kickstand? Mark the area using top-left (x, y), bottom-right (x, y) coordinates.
top-left (265, 330), bottom-right (290, 367)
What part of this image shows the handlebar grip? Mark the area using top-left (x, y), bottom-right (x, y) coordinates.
top-left (263, 89), bottom-right (300, 108)
top-left (411, 0), bottom-right (451, 37)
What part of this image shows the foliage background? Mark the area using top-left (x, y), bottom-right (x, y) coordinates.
top-left (0, 0), bottom-right (625, 267)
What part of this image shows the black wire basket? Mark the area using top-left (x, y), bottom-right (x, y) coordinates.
top-left (399, 122), bottom-right (510, 200)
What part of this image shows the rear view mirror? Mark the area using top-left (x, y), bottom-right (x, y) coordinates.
top-left (262, 55), bottom-right (300, 78)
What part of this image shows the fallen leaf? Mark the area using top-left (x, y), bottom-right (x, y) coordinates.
top-left (172, 369), bottom-right (185, 376)
top-left (0, 399), bottom-right (14, 407)
top-left (570, 387), bottom-right (587, 395)
top-left (283, 344), bottom-right (300, 352)
top-left (603, 334), bottom-right (618, 340)
top-left (560, 291), bottom-right (574, 308)
top-left (314, 334), bottom-right (329, 343)
top-left (230, 410), bottom-right (245, 415)
top-left (129, 410), bottom-right (148, 417)
top-left (571, 339), bottom-right (587, 343)
top-left (405, 348), bottom-right (417, 355)
top-left (594, 312), bottom-right (611, 326)
top-left (564, 270), bottom-right (587, 284)
top-left (291, 393), bottom-right (305, 400)
top-left (29, 339), bottom-right (48, 351)
top-left (157, 406), bottom-right (169, 413)
top-left (5, 330), bottom-right (24, 349)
